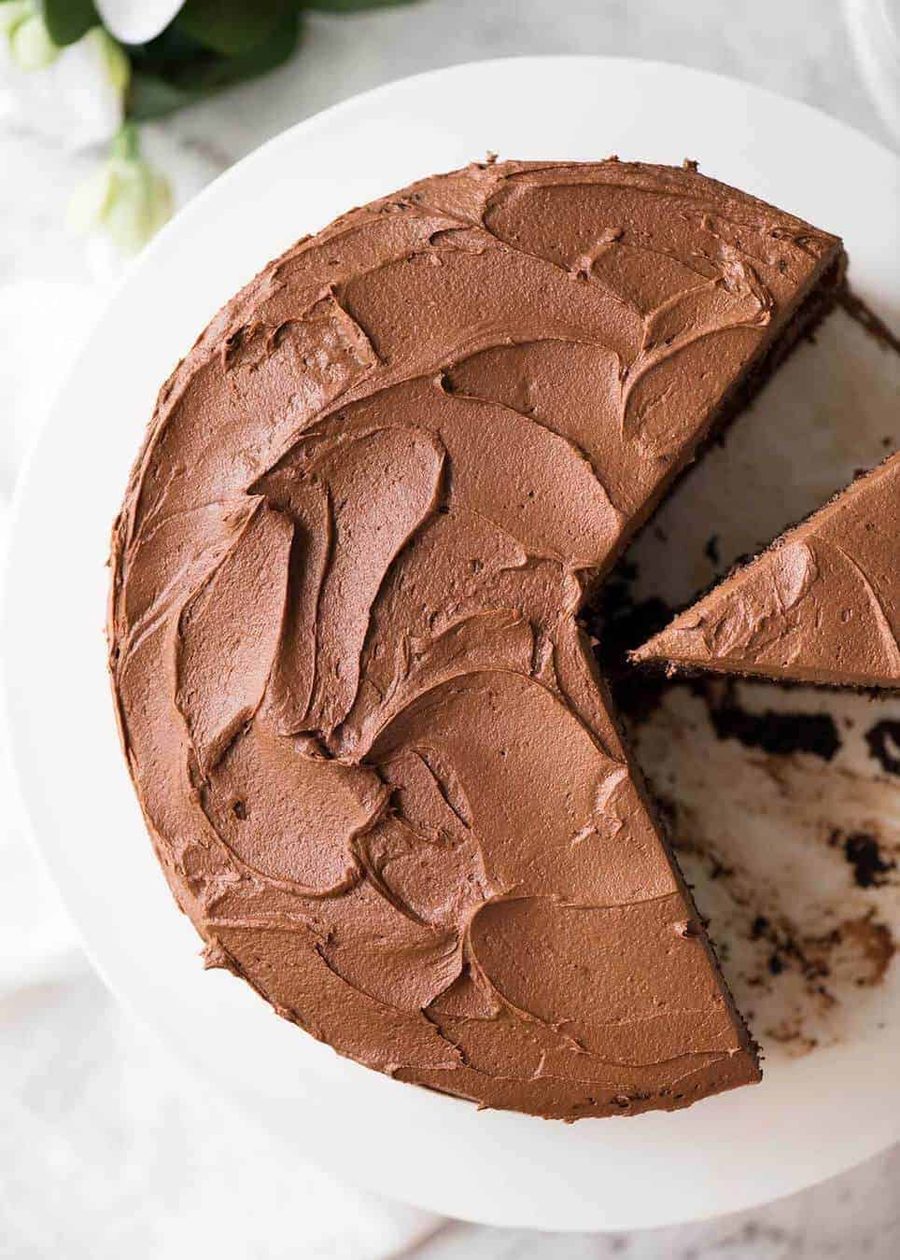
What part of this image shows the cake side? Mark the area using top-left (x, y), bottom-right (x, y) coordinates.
top-left (109, 159), bottom-right (845, 1119)
top-left (632, 451), bottom-right (899, 690)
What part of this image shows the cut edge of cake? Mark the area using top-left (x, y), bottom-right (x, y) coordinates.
top-left (631, 451), bottom-right (900, 691)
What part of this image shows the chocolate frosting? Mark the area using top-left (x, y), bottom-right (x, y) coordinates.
top-left (109, 159), bottom-right (843, 1119)
top-left (634, 452), bottom-right (899, 689)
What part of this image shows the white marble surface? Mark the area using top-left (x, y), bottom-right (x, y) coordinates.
top-left (1, 2), bottom-right (897, 1257)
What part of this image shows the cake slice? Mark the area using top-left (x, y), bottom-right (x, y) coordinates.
top-left (633, 452), bottom-right (899, 689)
top-left (109, 159), bottom-right (846, 1119)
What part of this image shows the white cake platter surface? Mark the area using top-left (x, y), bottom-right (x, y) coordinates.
top-left (3, 57), bottom-right (899, 1231)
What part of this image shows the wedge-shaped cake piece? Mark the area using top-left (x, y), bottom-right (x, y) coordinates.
top-left (109, 159), bottom-right (846, 1119)
top-left (634, 452), bottom-right (899, 689)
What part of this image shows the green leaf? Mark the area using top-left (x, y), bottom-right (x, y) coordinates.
top-left (40, 0), bottom-right (97, 46)
top-left (128, 10), bottom-right (301, 122)
top-left (175, 0), bottom-right (288, 56)
top-left (303, 0), bottom-right (419, 11)
top-left (129, 22), bottom-right (207, 73)
top-left (128, 72), bottom-right (193, 121)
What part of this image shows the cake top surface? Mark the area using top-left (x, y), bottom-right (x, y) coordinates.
top-left (109, 158), bottom-right (841, 1119)
top-left (634, 451), bottom-right (899, 689)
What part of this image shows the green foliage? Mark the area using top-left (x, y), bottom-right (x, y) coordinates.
top-left (176, 0), bottom-right (287, 57)
top-left (128, 8), bottom-right (302, 121)
top-left (124, 0), bottom-right (421, 121)
top-left (40, 0), bottom-right (97, 46)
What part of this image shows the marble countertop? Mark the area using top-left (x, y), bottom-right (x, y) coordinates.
top-left (0, 2), bottom-right (897, 1257)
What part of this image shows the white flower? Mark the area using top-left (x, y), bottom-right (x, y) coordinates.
top-left (0, 2), bottom-right (29, 34)
top-left (7, 10), bottom-right (58, 71)
top-left (69, 123), bottom-right (173, 254)
top-left (0, 14), bottom-right (126, 149)
top-left (94, 0), bottom-right (184, 46)
top-left (89, 26), bottom-right (130, 94)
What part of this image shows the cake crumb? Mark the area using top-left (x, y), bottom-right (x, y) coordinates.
top-left (866, 719), bottom-right (900, 775)
top-left (828, 828), bottom-right (897, 889)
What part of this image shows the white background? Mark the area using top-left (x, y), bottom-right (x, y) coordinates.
top-left (1, 2), bottom-right (897, 1257)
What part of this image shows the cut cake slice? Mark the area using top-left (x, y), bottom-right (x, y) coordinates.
top-left (634, 452), bottom-right (899, 689)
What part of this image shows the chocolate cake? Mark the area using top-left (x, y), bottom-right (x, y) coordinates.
top-left (634, 452), bottom-right (899, 689)
top-left (108, 159), bottom-right (846, 1120)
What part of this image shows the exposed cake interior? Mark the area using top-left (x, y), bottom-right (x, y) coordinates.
top-left (633, 450), bottom-right (898, 689)
top-left (109, 159), bottom-right (846, 1119)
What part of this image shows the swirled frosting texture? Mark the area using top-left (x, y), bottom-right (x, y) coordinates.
top-left (109, 160), bottom-right (843, 1119)
top-left (635, 452), bottom-right (899, 689)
